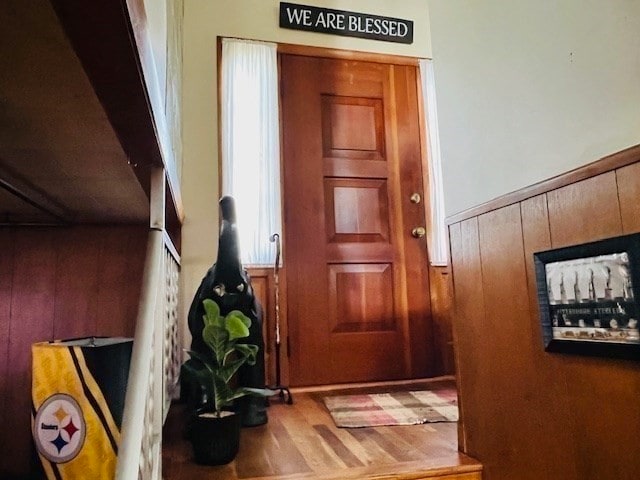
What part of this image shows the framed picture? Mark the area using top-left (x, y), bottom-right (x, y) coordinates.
top-left (534, 233), bottom-right (640, 360)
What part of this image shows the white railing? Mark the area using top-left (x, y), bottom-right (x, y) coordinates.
top-left (116, 228), bottom-right (181, 480)
top-left (163, 235), bottom-right (181, 420)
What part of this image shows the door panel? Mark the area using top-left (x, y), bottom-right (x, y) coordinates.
top-left (325, 178), bottom-right (390, 243)
top-left (328, 263), bottom-right (395, 333)
top-left (281, 54), bottom-right (432, 386)
top-left (321, 96), bottom-right (385, 159)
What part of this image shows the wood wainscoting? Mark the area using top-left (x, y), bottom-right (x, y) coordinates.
top-left (428, 265), bottom-right (455, 376)
top-left (0, 225), bottom-right (147, 478)
top-left (246, 267), bottom-right (290, 388)
top-left (448, 145), bottom-right (640, 480)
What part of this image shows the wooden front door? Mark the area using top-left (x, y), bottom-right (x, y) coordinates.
top-left (281, 53), bottom-right (432, 386)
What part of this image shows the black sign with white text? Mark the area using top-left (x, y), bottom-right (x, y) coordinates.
top-left (279, 2), bottom-right (413, 44)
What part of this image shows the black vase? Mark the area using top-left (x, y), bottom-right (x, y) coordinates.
top-left (189, 411), bottom-right (241, 465)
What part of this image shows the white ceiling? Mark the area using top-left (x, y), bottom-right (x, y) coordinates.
top-left (0, 0), bottom-right (149, 224)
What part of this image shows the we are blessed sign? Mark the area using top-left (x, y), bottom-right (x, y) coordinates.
top-left (279, 2), bottom-right (414, 44)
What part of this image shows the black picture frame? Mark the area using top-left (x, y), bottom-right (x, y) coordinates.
top-left (534, 233), bottom-right (640, 360)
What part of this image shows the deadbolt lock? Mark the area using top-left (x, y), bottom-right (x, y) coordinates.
top-left (410, 193), bottom-right (421, 204)
top-left (411, 227), bottom-right (426, 238)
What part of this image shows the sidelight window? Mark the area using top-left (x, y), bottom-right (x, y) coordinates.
top-left (220, 38), bottom-right (282, 266)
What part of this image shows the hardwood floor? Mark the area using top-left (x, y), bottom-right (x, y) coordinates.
top-left (162, 378), bottom-right (482, 480)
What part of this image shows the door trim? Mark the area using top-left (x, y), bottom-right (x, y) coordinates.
top-left (277, 42), bottom-right (420, 66)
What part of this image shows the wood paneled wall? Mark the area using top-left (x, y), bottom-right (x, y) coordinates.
top-left (0, 225), bottom-right (147, 478)
top-left (429, 265), bottom-right (455, 376)
top-left (449, 148), bottom-right (640, 480)
top-left (247, 267), bottom-right (290, 387)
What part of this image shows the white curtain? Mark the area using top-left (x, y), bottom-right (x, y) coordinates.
top-left (221, 38), bottom-right (281, 266)
top-left (419, 58), bottom-right (448, 266)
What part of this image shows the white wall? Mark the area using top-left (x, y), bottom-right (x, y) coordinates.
top-left (126, 0), bottom-right (183, 190)
top-left (181, 0), bottom-right (431, 327)
top-left (143, 0), bottom-right (167, 102)
top-left (428, 0), bottom-right (640, 216)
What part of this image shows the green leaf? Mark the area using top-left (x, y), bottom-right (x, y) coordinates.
top-left (240, 387), bottom-right (277, 397)
top-left (218, 357), bottom-right (247, 384)
top-left (182, 357), bottom-right (215, 398)
top-left (184, 351), bottom-right (215, 373)
top-left (234, 343), bottom-right (258, 366)
top-left (228, 310), bottom-right (251, 329)
top-left (202, 299), bottom-right (222, 327)
top-left (213, 375), bottom-right (235, 412)
top-left (225, 390), bottom-right (252, 402)
top-left (225, 313), bottom-right (250, 340)
top-left (222, 342), bottom-right (258, 368)
top-left (202, 324), bottom-right (227, 366)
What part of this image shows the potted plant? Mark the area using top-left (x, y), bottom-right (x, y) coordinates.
top-left (182, 299), bottom-right (273, 465)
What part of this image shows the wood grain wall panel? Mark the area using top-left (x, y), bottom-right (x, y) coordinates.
top-left (616, 162), bottom-right (640, 233)
top-left (0, 226), bottom-right (147, 477)
top-left (246, 267), bottom-right (292, 389)
top-left (448, 219), bottom-right (485, 454)
top-left (447, 222), bottom-right (464, 450)
top-left (428, 266), bottom-right (455, 375)
top-left (0, 230), bottom-right (15, 475)
top-left (520, 195), bottom-right (552, 340)
top-left (96, 227), bottom-right (147, 337)
top-left (450, 156), bottom-right (640, 480)
top-left (564, 357), bottom-right (640, 480)
top-left (520, 195), bottom-right (579, 479)
top-left (122, 228), bottom-right (147, 334)
top-left (547, 174), bottom-right (640, 479)
top-left (547, 172), bottom-right (622, 248)
top-left (5, 230), bottom-right (57, 474)
top-left (53, 228), bottom-right (100, 339)
top-left (476, 205), bottom-right (575, 480)
top-left (245, 269), bottom-right (275, 386)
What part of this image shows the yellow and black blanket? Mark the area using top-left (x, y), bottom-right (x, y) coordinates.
top-left (32, 338), bottom-right (132, 479)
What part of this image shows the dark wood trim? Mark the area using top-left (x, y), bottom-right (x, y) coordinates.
top-left (446, 144), bottom-right (640, 225)
top-left (217, 37), bottom-right (224, 198)
top-left (49, 0), bottom-right (163, 198)
top-left (277, 53), bottom-right (287, 265)
top-left (217, 36), bottom-right (421, 65)
top-left (277, 42), bottom-right (420, 65)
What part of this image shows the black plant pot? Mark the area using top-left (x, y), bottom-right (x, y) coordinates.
top-left (189, 411), bottom-right (241, 465)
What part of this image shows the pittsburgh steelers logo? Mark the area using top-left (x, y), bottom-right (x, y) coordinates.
top-left (34, 394), bottom-right (86, 463)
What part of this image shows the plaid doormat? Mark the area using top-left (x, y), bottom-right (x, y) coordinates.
top-left (323, 389), bottom-right (458, 428)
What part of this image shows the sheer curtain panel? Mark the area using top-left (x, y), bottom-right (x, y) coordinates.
top-left (221, 38), bottom-right (281, 266)
top-left (419, 58), bottom-right (448, 266)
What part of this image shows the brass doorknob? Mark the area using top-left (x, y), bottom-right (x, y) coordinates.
top-left (411, 227), bottom-right (426, 238)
